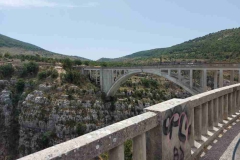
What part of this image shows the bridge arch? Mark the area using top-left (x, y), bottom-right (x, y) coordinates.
top-left (106, 70), bottom-right (197, 97)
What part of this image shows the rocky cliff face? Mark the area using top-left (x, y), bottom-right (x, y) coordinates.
top-left (0, 80), bottom-right (19, 160)
top-left (0, 77), bottom-right (190, 159)
top-left (17, 84), bottom-right (151, 157)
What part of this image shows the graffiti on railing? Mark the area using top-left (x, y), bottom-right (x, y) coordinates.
top-left (163, 105), bottom-right (191, 143)
top-left (163, 104), bottom-right (191, 160)
top-left (173, 146), bottom-right (184, 160)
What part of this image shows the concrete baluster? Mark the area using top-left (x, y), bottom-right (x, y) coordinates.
top-left (213, 98), bottom-right (219, 126)
top-left (219, 70), bottom-right (223, 87)
top-left (146, 126), bottom-right (162, 160)
top-left (208, 100), bottom-right (214, 130)
top-left (109, 144), bottom-right (124, 160)
top-left (228, 93), bottom-right (233, 116)
top-left (194, 105), bottom-right (202, 141)
top-left (233, 91), bottom-right (236, 114)
top-left (218, 96), bottom-right (223, 123)
top-left (202, 102), bottom-right (208, 135)
top-left (133, 133), bottom-right (146, 160)
top-left (223, 94), bottom-right (229, 120)
top-left (189, 107), bottom-right (195, 147)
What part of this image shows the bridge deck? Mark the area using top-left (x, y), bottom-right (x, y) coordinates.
top-left (200, 117), bottom-right (240, 160)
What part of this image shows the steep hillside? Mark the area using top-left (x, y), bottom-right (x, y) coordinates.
top-left (99, 27), bottom-right (240, 63)
top-left (0, 34), bottom-right (90, 61)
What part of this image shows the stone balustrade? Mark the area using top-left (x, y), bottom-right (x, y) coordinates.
top-left (18, 84), bottom-right (240, 160)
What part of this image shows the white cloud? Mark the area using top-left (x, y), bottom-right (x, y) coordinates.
top-left (0, 0), bottom-right (98, 8)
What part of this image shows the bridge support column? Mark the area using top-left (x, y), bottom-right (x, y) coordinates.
top-left (178, 69), bottom-right (182, 81)
top-left (201, 69), bottom-right (207, 92)
top-left (190, 69), bottom-right (193, 88)
top-left (238, 70), bottom-right (240, 83)
top-left (95, 70), bottom-right (98, 85)
top-left (168, 69), bottom-right (171, 75)
top-left (219, 70), bottom-right (223, 87)
top-left (230, 70), bottom-right (235, 84)
top-left (214, 70), bottom-right (218, 89)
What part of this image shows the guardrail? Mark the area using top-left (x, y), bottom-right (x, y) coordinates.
top-left (18, 84), bottom-right (240, 160)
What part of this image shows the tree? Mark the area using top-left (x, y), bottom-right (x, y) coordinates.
top-left (62, 58), bottom-right (72, 70)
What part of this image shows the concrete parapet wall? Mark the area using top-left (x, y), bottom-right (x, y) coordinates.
top-left (18, 84), bottom-right (240, 160)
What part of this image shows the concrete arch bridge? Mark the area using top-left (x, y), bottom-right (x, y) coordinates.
top-left (77, 64), bottom-right (240, 97)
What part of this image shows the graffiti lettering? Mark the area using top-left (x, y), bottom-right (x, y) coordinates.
top-left (173, 147), bottom-right (184, 160)
top-left (163, 105), bottom-right (190, 143)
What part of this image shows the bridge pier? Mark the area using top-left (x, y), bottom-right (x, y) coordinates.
top-left (214, 70), bottom-right (218, 89)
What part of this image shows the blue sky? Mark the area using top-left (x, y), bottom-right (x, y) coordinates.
top-left (0, 0), bottom-right (239, 60)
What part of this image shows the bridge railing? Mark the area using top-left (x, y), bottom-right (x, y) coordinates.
top-left (18, 84), bottom-right (240, 160)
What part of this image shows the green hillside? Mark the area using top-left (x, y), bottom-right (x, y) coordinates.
top-left (0, 34), bottom-right (89, 61)
top-left (99, 27), bottom-right (240, 63)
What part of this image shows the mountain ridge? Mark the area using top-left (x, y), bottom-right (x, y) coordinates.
top-left (0, 33), bottom-right (90, 61)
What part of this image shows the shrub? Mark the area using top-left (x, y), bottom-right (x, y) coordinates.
top-left (20, 61), bottom-right (39, 77)
top-left (61, 70), bottom-right (81, 85)
top-left (62, 58), bottom-right (72, 70)
top-left (38, 71), bottom-right (48, 80)
top-left (51, 69), bottom-right (58, 79)
top-left (0, 64), bottom-right (14, 78)
top-left (16, 79), bottom-right (25, 93)
top-left (76, 123), bottom-right (86, 136)
top-left (38, 69), bottom-right (58, 80)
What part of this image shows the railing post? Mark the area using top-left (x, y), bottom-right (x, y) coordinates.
top-left (223, 94), bottom-right (229, 120)
top-left (194, 105), bottom-right (202, 141)
top-left (208, 100), bottom-right (214, 130)
top-left (189, 107), bottom-right (195, 147)
top-left (213, 98), bottom-right (219, 126)
top-left (133, 133), bottom-right (146, 160)
top-left (218, 96), bottom-right (223, 122)
top-left (233, 90), bottom-right (237, 114)
top-left (109, 144), bottom-right (124, 160)
top-left (146, 125), bottom-right (162, 160)
top-left (202, 103), bottom-right (208, 135)
top-left (228, 93), bottom-right (233, 116)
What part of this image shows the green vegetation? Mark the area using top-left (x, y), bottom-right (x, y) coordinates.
top-left (0, 64), bottom-right (14, 78)
top-left (20, 61), bottom-right (39, 77)
top-left (16, 79), bottom-right (25, 93)
top-left (61, 70), bottom-right (82, 85)
top-left (76, 123), bottom-right (87, 136)
top-left (0, 33), bottom-right (89, 61)
top-left (99, 27), bottom-right (240, 64)
top-left (38, 69), bottom-right (58, 80)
